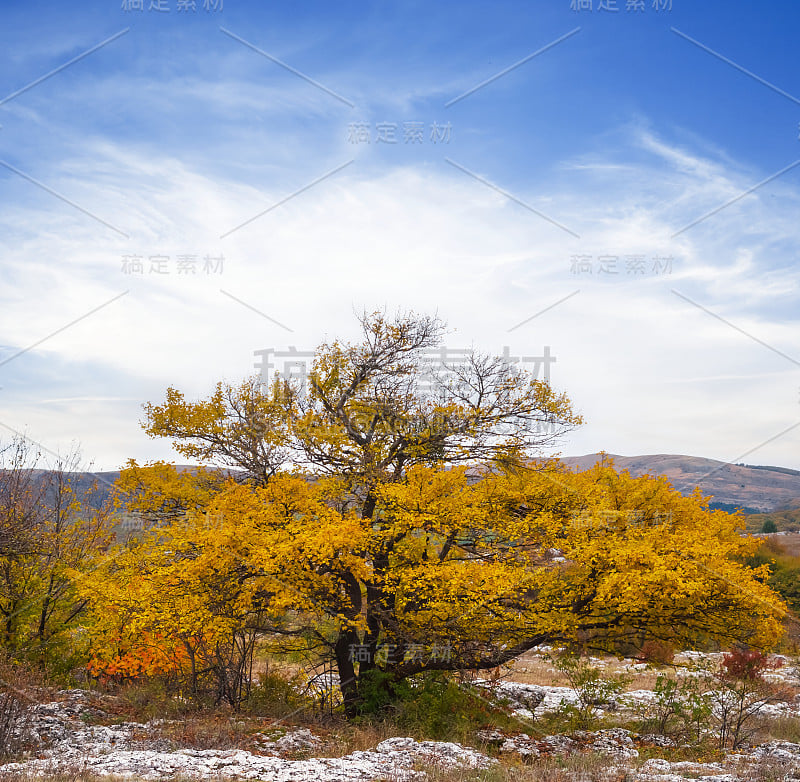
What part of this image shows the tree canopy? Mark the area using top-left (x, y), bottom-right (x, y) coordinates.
top-left (79, 311), bottom-right (787, 713)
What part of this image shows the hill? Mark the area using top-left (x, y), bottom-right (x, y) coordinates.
top-left (10, 454), bottom-right (800, 524)
top-left (745, 507), bottom-right (800, 533)
top-left (556, 453), bottom-right (800, 515)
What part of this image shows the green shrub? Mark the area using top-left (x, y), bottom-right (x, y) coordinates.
top-left (244, 670), bottom-right (307, 717)
top-left (550, 652), bottom-right (630, 730)
top-left (356, 671), bottom-right (520, 741)
top-left (633, 672), bottom-right (712, 742)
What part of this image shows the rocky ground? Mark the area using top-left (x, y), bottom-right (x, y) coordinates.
top-left (1, 692), bottom-right (491, 781)
top-left (2, 651), bottom-right (800, 781)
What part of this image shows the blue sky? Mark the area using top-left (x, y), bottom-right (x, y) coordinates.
top-left (1, 0), bottom-right (799, 472)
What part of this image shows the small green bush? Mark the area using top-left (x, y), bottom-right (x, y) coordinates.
top-left (550, 652), bottom-right (630, 730)
top-left (634, 672), bottom-right (712, 742)
top-left (355, 671), bottom-right (521, 741)
top-left (243, 670), bottom-right (307, 717)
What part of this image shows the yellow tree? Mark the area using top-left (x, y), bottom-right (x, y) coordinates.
top-left (82, 461), bottom-right (785, 713)
top-left (0, 438), bottom-right (113, 673)
top-left (84, 312), bottom-right (785, 714)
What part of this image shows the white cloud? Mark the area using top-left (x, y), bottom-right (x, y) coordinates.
top-left (1, 127), bottom-right (798, 469)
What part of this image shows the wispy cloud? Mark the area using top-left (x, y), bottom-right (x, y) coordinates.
top-left (2, 3), bottom-right (799, 470)
top-left (1, 124), bottom-right (798, 467)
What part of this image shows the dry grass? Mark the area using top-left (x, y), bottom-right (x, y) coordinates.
top-left (415, 752), bottom-right (629, 782)
top-left (773, 532), bottom-right (800, 557)
top-left (749, 713), bottom-right (800, 743)
top-left (503, 652), bottom-right (669, 693)
top-left (0, 655), bottom-right (50, 761)
top-left (322, 720), bottom-right (403, 757)
top-left (5, 648), bottom-right (798, 781)
top-left (114, 707), bottom-right (420, 759)
top-left (153, 713), bottom-right (261, 750)
top-left (16, 765), bottom-right (630, 782)
top-left (503, 655), bottom-right (567, 688)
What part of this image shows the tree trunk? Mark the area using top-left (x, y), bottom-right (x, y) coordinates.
top-left (334, 628), bottom-right (361, 717)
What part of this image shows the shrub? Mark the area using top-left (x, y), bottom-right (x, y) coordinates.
top-left (634, 673), bottom-right (712, 742)
top-left (244, 670), bottom-right (307, 718)
top-left (704, 647), bottom-right (784, 750)
top-left (551, 652), bottom-right (630, 730)
top-left (0, 655), bottom-right (36, 760)
top-left (116, 675), bottom-right (195, 721)
top-left (721, 647), bottom-right (774, 681)
top-left (354, 671), bottom-right (519, 742)
top-left (637, 640), bottom-right (676, 666)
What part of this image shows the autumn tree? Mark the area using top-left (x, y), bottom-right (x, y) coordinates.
top-left (83, 312), bottom-right (786, 714)
top-left (0, 437), bottom-right (113, 673)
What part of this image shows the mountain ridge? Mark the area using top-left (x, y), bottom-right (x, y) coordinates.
top-left (7, 454), bottom-right (800, 515)
top-left (556, 453), bottom-right (800, 514)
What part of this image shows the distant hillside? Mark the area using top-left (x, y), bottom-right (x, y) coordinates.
top-left (0, 465), bottom-right (216, 512)
top-left (745, 507), bottom-right (800, 533)
top-left (0, 468), bottom-right (124, 511)
top-left (556, 454), bottom-right (800, 515)
top-left (11, 454), bottom-right (800, 521)
top-left (735, 463), bottom-right (800, 478)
